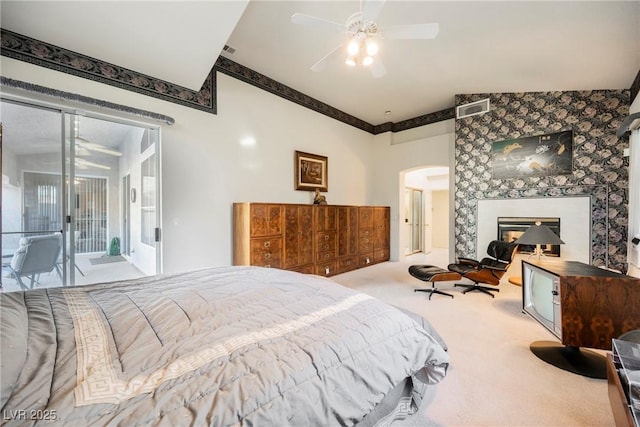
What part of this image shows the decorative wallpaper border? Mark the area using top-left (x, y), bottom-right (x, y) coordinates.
top-left (214, 56), bottom-right (374, 133)
top-left (5, 29), bottom-right (632, 138)
top-left (0, 29), bottom-right (453, 134)
top-left (214, 57), bottom-right (455, 134)
top-left (389, 108), bottom-right (456, 133)
top-left (0, 29), bottom-right (216, 114)
top-left (1, 76), bottom-right (175, 125)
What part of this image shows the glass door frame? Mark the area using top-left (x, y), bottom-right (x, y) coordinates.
top-left (1, 94), bottom-right (163, 286)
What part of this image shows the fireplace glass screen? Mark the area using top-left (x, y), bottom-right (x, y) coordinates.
top-left (497, 217), bottom-right (561, 257)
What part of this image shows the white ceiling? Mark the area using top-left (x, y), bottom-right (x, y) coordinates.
top-left (0, 1), bottom-right (249, 90)
top-left (1, 1), bottom-right (639, 126)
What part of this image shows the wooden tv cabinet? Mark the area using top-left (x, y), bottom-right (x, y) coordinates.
top-left (524, 260), bottom-right (640, 350)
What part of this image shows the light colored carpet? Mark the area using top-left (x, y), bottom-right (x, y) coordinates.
top-left (331, 256), bottom-right (613, 427)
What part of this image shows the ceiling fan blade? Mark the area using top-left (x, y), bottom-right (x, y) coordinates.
top-left (75, 158), bottom-right (111, 170)
top-left (370, 58), bottom-right (386, 78)
top-left (362, 0), bottom-right (386, 22)
top-left (75, 147), bottom-right (91, 156)
top-left (381, 23), bottom-right (439, 40)
top-left (291, 13), bottom-right (345, 32)
top-left (310, 43), bottom-right (344, 72)
top-left (76, 138), bottom-right (123, 157)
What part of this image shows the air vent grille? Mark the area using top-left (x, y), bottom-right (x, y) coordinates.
top-left (223, 45), bottom-right (236, 55)
top-left (456, 98), bottom-right (490, 119)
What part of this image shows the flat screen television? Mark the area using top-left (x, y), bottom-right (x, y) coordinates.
top-left (522, 262), bottom-right (561, 339)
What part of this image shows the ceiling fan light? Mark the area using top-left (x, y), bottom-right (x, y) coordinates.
top-left (362, 56), bottom-right (374, 66)
top-left (347, 38), bottom-right (360, 55)
top-left (345, 56), bottom-right (357, 67)
top-left (365, 39), bottom-right (378, 56)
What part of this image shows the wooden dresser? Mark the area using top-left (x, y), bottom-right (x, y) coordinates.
top-left (233, 203), bottom-right (390, 277)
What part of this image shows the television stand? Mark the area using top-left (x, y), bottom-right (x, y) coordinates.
top-left (522, 260), bottom-right (640, 379)
top-left (530, 341), bottom-right (606, 379)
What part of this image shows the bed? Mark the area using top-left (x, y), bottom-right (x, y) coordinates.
top-left (1, 266), bottom-right (449, 426)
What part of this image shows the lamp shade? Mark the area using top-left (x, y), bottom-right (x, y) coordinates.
top-left (515, 224), bottom-right (565, 245)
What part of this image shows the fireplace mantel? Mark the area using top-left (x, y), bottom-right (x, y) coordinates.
top-left (465, 186), bottom-right (603, 264)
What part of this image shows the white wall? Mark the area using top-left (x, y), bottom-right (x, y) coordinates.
top-left (431, 190), bottom-right (449, 248)
top-left (372, 121), bottom-right (455, 261)
top-left (477, 197), bottom-right (591, 263)
top-left (0, 57), bottom-right (374, 273)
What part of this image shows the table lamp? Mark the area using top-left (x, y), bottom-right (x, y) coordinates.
top-left (514, 221), bottom-right (564, 260)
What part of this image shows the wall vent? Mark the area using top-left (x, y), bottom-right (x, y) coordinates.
top-left (456, 98), bottom-right (490, 119)
top-left (223, 45), bottom-right (236, 55)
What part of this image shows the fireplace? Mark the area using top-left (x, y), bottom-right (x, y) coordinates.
top-left (497, 217), bottom-right (561, 257)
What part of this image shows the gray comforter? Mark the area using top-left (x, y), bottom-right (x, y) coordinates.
top-left (1, 266), bottom-right (449, 426)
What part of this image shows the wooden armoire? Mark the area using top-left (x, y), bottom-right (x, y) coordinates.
top-left (233, 203), bottom-right (390, 277)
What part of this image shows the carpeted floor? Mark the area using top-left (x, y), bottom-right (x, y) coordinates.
top-left (331, 256), bottom-right (613, 427)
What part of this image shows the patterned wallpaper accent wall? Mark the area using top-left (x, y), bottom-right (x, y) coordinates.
top-left (454, 90), bottom-right (631, 271)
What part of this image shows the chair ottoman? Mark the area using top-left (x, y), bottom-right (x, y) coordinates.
top-left (408, 265), bottom-right (461, 300)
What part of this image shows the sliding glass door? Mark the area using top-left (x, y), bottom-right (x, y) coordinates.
top-left (1, 102), bottom-right (64, 290)
top-left (1, 98), bottom-right (161, 291)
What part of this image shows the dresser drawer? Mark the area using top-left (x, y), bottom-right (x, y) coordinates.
top-left (359, 228), bottom-right (373, 252)
top-left (338, 256), bottom-right (359, 273)
top-left (316, 231), bottom-right (336, 253)
top-left (315, 260), bottom-right (337, 277)
top-left (316, 250), bottom-right (336, 263)
top-left (359, 253), bottom-right (374, 267)
top-left (374, 248), bottom-right (389, 263)
top-left (287, 264), bottom-right (315, 275)
top-left (250, 237), bottom-right (282, 268)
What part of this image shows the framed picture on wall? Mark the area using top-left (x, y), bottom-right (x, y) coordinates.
top-left (295, 150), bottom-right (328, 191)
top-left (491, 130), bottom-right (573, 179)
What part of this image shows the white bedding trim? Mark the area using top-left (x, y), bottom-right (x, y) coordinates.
top-left (63, 288), bottom-right (372, 406)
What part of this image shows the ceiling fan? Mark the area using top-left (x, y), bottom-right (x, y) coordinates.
top-left (74, 137), bottom-right (123, 157)
top-left (291, 0), bottom-right (439, 78)
top-left (70, 117), bottom-right (123, 158)
top-left (64, 137), bottom-right (122, 171)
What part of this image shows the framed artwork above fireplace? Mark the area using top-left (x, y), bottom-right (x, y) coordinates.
top-left (491, 130), bottom-right (573, 179)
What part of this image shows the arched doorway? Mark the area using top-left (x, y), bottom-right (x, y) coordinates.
top-left (400, 166), bottom-right (450, 263)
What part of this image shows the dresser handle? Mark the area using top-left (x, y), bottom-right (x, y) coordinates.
top-left (324, 235), bottom-right (329, 241)
top-left (264, 241), bottom-right (271, 248)
top-left (324, 253), bottom-right (330, 259)
top-left (265, 253), bottom-right (271, 259)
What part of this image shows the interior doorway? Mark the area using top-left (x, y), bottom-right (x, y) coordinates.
top-left (401, 166), bottom-right (450, 259)
top-left (404, 187), bottom-right (423, 254)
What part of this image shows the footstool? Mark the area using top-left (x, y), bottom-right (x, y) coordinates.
top-left (408, 265), bottom-right (462, 300)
